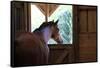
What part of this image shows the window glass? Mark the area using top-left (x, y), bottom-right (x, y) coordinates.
top-left (48, 5), bottom-right (73, 44)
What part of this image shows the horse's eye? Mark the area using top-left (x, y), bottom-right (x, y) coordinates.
top-left (57, 28), bottom-right (59, 31)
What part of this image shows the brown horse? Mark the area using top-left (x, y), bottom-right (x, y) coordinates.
top-left (14, 20), bottom-right (63, 66)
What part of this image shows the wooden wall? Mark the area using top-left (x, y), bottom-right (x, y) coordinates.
top-left (11, 2), bottom-right (31, 66)
top-left (11, 2), bottom-right (31, 32)
top-left (77, 6), bottom-right (97, 62)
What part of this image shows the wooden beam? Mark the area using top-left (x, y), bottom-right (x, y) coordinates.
top-left (35, 4), bottom-right (46, 16)
top-left (55, 50), bottom-right (68, 63)
top-left (49, 5), bottom-right (59, 17)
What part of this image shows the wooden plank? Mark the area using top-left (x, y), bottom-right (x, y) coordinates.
top-left (79, 33), bottom-right (97, 62)
top-left (78, 6), bottom-right (97, 10)
top-left (49, 49), bottom-right (68, 64)
top-left (48, 4), bottom-right (59, 16)
top-left (49, 45), bottom-right (74, 64)
top-left (79, 10), bottom-right (87, 32)
top-left (55, 50), bottom-right (68, 63)
top-left (88, 10), bottom-right (96, 32)
top-left (35, 4), bottom-right (46, 16)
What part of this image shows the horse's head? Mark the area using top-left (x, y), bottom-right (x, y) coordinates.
top-left (50, 20), bottom-right (63, 44)
top-left (35, 20), bottom-right (63, 44)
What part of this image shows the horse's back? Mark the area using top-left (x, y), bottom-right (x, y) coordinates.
top-left (14, 32), bottom-right (49, 66)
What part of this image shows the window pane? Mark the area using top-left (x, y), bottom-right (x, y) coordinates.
top-left (31, 4), bottom-right (45, 32)
top-left (48, 5), bottom-right (73, 44)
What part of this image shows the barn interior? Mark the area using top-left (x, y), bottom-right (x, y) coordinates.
top-left (11, 1), bottom-right (97, 66)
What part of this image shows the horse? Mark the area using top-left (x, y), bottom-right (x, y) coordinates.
top-left (14, 20), bottom-right (63, 66)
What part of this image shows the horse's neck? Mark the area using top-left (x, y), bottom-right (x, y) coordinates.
top-left (41, 26), bottom-right (52, 44)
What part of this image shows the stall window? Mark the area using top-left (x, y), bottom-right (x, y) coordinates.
top-left (48, 5), bottom-right (73, 44)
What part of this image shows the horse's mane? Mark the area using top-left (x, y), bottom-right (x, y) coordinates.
top-left (33, 21), bottom-right (55, 32)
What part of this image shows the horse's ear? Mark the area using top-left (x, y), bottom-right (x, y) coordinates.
top-left (55, 19), bottom-right (59, 25)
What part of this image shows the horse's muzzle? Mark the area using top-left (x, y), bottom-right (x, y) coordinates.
top-left (56, 36), bottom-right (63, 44)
